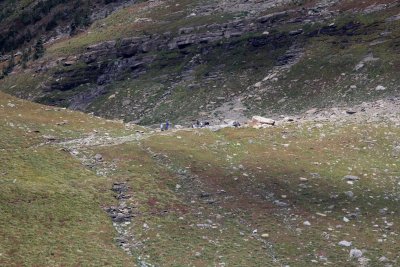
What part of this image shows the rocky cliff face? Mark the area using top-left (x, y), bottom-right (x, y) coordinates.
top-left (1, 0), bottom-right (400, 125)
top-left (46, 10), bottom-right (293, 90)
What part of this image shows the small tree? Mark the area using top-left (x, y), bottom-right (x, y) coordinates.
top-left (33, 38), bottom-right (45, 60)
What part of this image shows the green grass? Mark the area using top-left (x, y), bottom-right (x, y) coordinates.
top-left (135, 123), bottom-right (400, 265)
top-left (0, 73), bottom-right (49, 100)
top-left (1, 88), bottom-right (400, 266)
top-left (2, 1), bottom-right (400, 265)
top-left (0, 92), bottom-right (134, 266)
top-left (246, 12), bottom-right (400, 116)
top-left (0, 148), bottom-right (131, 266)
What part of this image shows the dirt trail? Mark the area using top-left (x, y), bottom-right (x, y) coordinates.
top-left (56, 96), bottom-right (400, 151)
top-left (58, 132), bottom-right (143, 149)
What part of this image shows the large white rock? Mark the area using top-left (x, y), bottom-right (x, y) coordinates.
top-left (252, 116), bottom-right (275, 125)
top-left (254, 82), bottom-right (262, 88)
top-left (375, 85), bottom-right (386, 91)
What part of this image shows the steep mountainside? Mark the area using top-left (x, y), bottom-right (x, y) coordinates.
top-left (0, 0), bottom-right (399, 126)
top-left (2, 1), bottom-right (400, 266)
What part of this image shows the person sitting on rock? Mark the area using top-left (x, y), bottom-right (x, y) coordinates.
top-left (165, 120), bottom-right (170, 130)
top-left (160, 123), bottom-right (164, 131)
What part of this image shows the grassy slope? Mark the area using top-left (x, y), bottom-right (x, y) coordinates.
top-left (136, 123), bottom-right (400, 266)
top-left (1, 0), bottom-right (400, 265)
top-left (77, 121), bottom-right (400, 266)
top-left (0, 89), bottom-right (399, 266)
top-left (0, 91), bottom-right (134, 266)
top-left (248, 8), bottom-right (400, 116)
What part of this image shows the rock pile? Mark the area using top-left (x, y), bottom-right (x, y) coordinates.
top-left (104, 182), bottom-right (136, 254)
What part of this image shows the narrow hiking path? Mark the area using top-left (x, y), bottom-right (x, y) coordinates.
top-left (53, 95), bottom-right (400, 152)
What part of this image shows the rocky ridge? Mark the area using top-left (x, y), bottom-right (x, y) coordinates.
top-left (2, 0), bottom-right (400, 127)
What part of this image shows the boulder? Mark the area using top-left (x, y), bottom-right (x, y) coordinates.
top-left (273, 200), bottom-right (288, 207)
top-left (378, 256), bottom-right (388, 262)
top-left (251, 116), bottom-right (275, 125)
top-left (346, 110), bottom-right (357, 115)
top-left (338, 240), bottom-right (352, 247)
top-left (63, 60), bottom-right (76, 66)
top-left (94, 154), bottom-right (103, 161)
top-left (120, 37), bottom-right (143, 46)
top-left (305, 108), bottom-right (318, 115)
top-left (224, 31), bottom-right (243, 38)
top-left (349, 249), bottom-right (363, 259)
top-left (344, 175), bottom-right (359, 181)
top-left (289, 29), bottom-right (303, 36)
top-left (178, 27), bottom-right (194, 35)
top-left (87, 40), bottom-right (116, 51)
top-left (344, 191), bottom-right (354, 198)
top-left (257, 11), bottom-right (287, 24)
top-left (122, 99), bottom-right (131, 106)
top-left (118, 44), bottom-right (140, 58)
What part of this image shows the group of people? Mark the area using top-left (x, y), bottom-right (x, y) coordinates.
top-left (232, 121), bottom-right (241, 127)
top-left (160, 120), bottom-right (170, 131)
top-left (160, 119), bottom-right (240, 131)
top-left (192, 120), bottom-right (210, 128)
top-left (160, 119), bottom-right (210, 131)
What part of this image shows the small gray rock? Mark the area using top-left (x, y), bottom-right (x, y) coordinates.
top-left (346, 110), bottom-right (357, 115)
top-left (345, 191), bottom-right (354, 198)
top-left (344, 175), bottom-right (359, 181)
top-left (379, 208), bottom-right (388, 215)
top-left (349, 248), bottom-right (363, 258)
top-left (273, 200), bottom-right (289, 207)
top-left (94, 154), bottom-right (103, 161)
top-left (338, 240), bottom-right (352, 247)
top-left (379, 256), bottom-right (388, 262)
